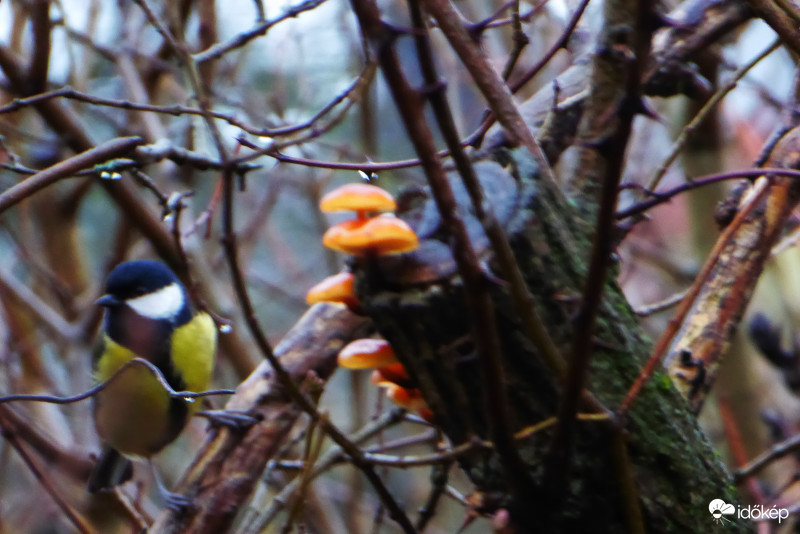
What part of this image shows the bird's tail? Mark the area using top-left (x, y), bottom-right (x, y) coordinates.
top-left (88, 447), bottom-right (133, 493)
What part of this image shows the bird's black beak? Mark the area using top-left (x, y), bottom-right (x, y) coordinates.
top-left (97, 294), bottom-right (121, 307)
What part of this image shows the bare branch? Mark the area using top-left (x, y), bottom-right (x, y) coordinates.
top-left (193, 0), bottom-right (329, 63)
top-left (0, 136), bottom-right (144, 215)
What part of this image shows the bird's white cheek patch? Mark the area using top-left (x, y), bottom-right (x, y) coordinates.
top-left (127, 283), bottom-right (184, 320)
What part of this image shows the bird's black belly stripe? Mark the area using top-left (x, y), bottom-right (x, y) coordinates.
top-left (105, 306), bottom-right (187, 393)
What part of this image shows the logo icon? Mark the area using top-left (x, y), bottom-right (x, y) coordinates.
top-left (709, 499), bottom-right (736, 524)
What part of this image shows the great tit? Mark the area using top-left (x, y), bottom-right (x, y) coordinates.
top-left (88, 260), bottom-right (216, 494)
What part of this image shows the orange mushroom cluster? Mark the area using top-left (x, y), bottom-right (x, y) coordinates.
top-left (319, 183), bottom-right (418, 256)
top-left (307, 182), bottom-right (429, 421)
top-left (305, 182), bottom-right (419, 310)
top-left (338, 338), bottom-right (433, 422)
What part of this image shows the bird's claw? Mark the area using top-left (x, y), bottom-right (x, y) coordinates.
top-left (196, 409), bottom-right (260, 430)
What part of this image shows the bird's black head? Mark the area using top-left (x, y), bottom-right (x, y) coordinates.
top-left (103, 260), bottom-right (179, 300)
top-left (99, 260), bottom-right (191, 323)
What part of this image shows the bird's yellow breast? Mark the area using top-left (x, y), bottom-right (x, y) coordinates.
top-left (170, 311), bottom-right (216, 393)
top-left (93, 312), bottom-right (216, 457)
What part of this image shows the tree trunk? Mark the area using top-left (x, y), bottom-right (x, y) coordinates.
top-left (358, 149), bottom-right (751, 533)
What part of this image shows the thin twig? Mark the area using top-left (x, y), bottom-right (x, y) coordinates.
top-left (719, 397), bottom-right (765, 504)
top-left (771, 218), bottom-right (800, 255)
top-left (0, 411), bottom-right (95, 534)
top-left (282, 410), bottom-right (327, 534)
top-left (482, 0), bottom-right (550, 30)
top-left (618, 168), bottom-right (800, 219)
top-left (364, 430), bottom-right (438, 454)
top-left (632, 288), bottom-right (689, 316)
top-left (499, 1), bottom-right (529, 83)
top-left (127, 169), bottom-right (168, 210)
top-left (646, 39), bottom-right (780, 193)
top-left (134, 140), bottom-right (258, 173)
top-left (236, 138), bottom-right (428, 171)
top-left (743, 0), bottom-right (800, 56)
top-left (443, 485), bottom-right (469, 507)
top-left (1, 140), bottom-right (258, 177)
top-left (0, 136), bottom-right (145, 216)
top-left (0, 269), bottom-right (82, 341)
top-left (132, 0), bottom-right (230, 165)
top-left (130, 0), bottom-right (184, 55)
top-left (193, 0), bottom-right (329, 63)
top-left (416, 460), bottom-right (451, 531)
top-left (612, 431), bottom-right (645, 534)
top-left (362, 440), bottom-right (487, 467)
top-left (0, 357), bottom-right (235, 406)
top-left (0, 66), bottom-right (375, 139)
top-left (735, 432), bottom-right (800, 482)
top-left (508, 0), bottom-right (592, 94)
top-left (248, 409), bottom-right (407, 533)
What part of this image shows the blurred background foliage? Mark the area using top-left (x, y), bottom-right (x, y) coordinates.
top-left (0, 0), bottom-right (797, 532)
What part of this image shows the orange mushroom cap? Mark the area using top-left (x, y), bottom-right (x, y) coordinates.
top-left (370, 363), bottom-right (411, 388)
top-left (305, 272), bottom-right (358, 308)
top-left (322, 218), bottom-right (367, 254)
top-left (386, 385), bottom-right (434, 422)
top-left (338, 338), bottom-right (399, 369)
top-left (322, 215), bottom-right (418, 255)
top-left (320, 183), bottom-right (397, 216)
